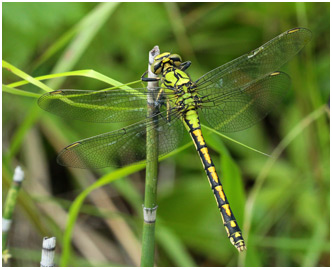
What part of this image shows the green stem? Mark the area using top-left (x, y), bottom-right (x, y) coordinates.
top-left (2, 166), bottom-right (24, 252)
top-left (140, 46), bottom-right (160, 267)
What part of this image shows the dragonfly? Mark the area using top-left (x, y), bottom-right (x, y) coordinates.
top-left (38, 28), bottom-right (311, 252)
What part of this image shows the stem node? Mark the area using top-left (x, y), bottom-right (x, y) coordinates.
top-left (143, 205), bottom-right (158, 224)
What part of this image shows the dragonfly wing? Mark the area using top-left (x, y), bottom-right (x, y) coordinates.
top-left (199, 71), bottom-right (290, 132)
top-left (57, 109), bottom-right (187, 169)
top-left (38, 88), bottom-right (156, 123)
top-left (195, 28), bottom-right (311, 95)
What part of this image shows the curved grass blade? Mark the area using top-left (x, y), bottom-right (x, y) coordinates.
top-left (60, 162), bottom-right (145, 266)
top-left (2, 85), bottom-right (40, 98)
top-left (2, 60), bottom-right (54, 92)
top-left (60, 136), bottom-right (193, 266)
top-left (240, 105), bottom-right (327, 266)
top-left (202, 124), bottom-right (270, 157)
top-left (48, 3), bottom-right (119, 90)
top-left (32, 3), bottom-right (120, 70)
top-left (4, 2), bottom-right (118, 165)
top-left (7, 69), bottom-right (141, 90)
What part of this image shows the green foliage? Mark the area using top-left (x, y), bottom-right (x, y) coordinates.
top-left (2, 2), bottom-right (329, 267)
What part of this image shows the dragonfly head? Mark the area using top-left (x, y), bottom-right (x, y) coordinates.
top-left (151, 52), bottom-right (182, 75)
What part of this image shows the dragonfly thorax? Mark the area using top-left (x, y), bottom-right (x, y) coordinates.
top-left (161, 68), bottom-right (202, 114)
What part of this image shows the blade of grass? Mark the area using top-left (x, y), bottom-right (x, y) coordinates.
top-left (302, 219), bottom-right (327, 266)
top-left (59, 140), bottom-right (193, 266)
top-left (7, 69), bottom-right (140, 90)
top-left (32, 3), bottom-right (120, 70)
top-left (2, 60), bottom-right (54, 92)
top-left (2, 85), bottom-right (40, 98)
top-left (48, 2), bottom-right (118, 90)
top-left (164, 2), bottom-right (195, 61)
top-left (2, 164), bottom-right (50, 236)
top-left (156, 225), bottom-right (196, 267)
top-left (240, 105), bottom-right (328, 266)
top-left (111, 168), bottom-right (197, 266)
top-left (3, 2), bottom-right (117, 161)
top-left (5, 105), bottom-right (41, 161)
top-left (202, 124), bottom-right (270, 157)
top-left (59, 163), bottom-right (146, 266)
top-left (253, 235), bottom-right (329, 251)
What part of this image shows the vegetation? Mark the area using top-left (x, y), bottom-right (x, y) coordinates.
top-left (2, 2), bottom-right (329, 266)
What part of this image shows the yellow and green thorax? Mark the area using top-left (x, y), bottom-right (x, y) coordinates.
top-left (163, 68), bottom-right (202, 128)
top-left (150, 52), bottom-right (202, 130)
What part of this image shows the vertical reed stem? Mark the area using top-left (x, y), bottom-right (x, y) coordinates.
top-left (40, 237), bottom-right (56, 267)
top-left (2, 166), bottom-right (24, 264)
top-left (140, 46), bottom-right (160, 267)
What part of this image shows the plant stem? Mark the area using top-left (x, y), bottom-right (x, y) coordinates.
top-left (2, 166), bottom-right (24, 263)
top-left (40, 237), bottom-right (56, 267)
top-left (140, 46), bottom-right (160, 267)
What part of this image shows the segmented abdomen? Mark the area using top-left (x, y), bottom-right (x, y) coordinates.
top-left (184, 111), bottom-right (246, 252)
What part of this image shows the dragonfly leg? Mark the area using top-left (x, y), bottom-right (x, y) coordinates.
top-left (155, 88), bottom-right (164, 103)
top-left (148, 87), bottom-right (166, 110)
top-left (166, 99), bottom-right (172, 123)
top-left (141, 70), bottom-right (161, 82)
top-left (180, 61), bottom-right (191, 71)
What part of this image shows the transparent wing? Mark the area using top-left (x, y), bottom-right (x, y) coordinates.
top-left (199, 71), bottom-right (290, 132)
top-left (57, 108), bottom-right (189, 169)
top-left (195, 28), bottom-right (311, 96)
top-left (38, 88), bottom-right (166, 123)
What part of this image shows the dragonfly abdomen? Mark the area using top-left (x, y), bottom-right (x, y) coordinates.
top-left (184, 111), bottom-right (246, 252)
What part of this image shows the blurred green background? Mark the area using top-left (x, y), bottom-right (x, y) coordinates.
top-left (2, 2), bottom-right (330, 267)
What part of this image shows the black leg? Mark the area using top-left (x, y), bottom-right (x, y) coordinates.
top-left (180, 61), bottom-right (191, 71)
top-left (166, 99), bottom-right (172, 123)
top-left (141, 70), bottom-right (160, 82)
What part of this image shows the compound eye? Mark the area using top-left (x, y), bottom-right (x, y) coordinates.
top-left (151, 60), bottom-right (163, 74)
top-left (169, 54), bottom-right (182, 66)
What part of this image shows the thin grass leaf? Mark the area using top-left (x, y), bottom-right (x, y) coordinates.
top-left (2, 60), bottom-right (53, 92)
top-left (156, 225), bottom-right (196, 267)
top-left (60, 163), bottom-right (146, 266)
top-left (48, 3), bottom-right (119, 90)
top-left (4, 2), bottom-right (116, 163)
top-left (7, 69), bottom-right (140, 89)
top-left (32, 3), bottom-right (120, 70)
top-left (240, 105), bottom-right (328, 267)
top-left (2, 85), bottom-right (40, 98)
top-left (302, 219), bottom-right (327, 266)
top-left (164, 2), bottom-right (195, 61)
top-left (254, 235), bottom-right (329, 251)
top-left (202, 124), bottom-right (270, 157)
top-left (60, 138), bottom-right (193, 266)
top-left (5, 106), bottom-right (41, 160)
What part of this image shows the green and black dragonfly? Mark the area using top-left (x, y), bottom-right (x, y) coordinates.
top-left (38, 28), bottom-right (311, 251)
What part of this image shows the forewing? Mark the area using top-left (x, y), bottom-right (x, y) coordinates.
top-left (38, 88), bottom-right (153, 123)
top-left (199, 72), bottom-right (290, 132)
top-left (195, 28), bottom-right (311, 96)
